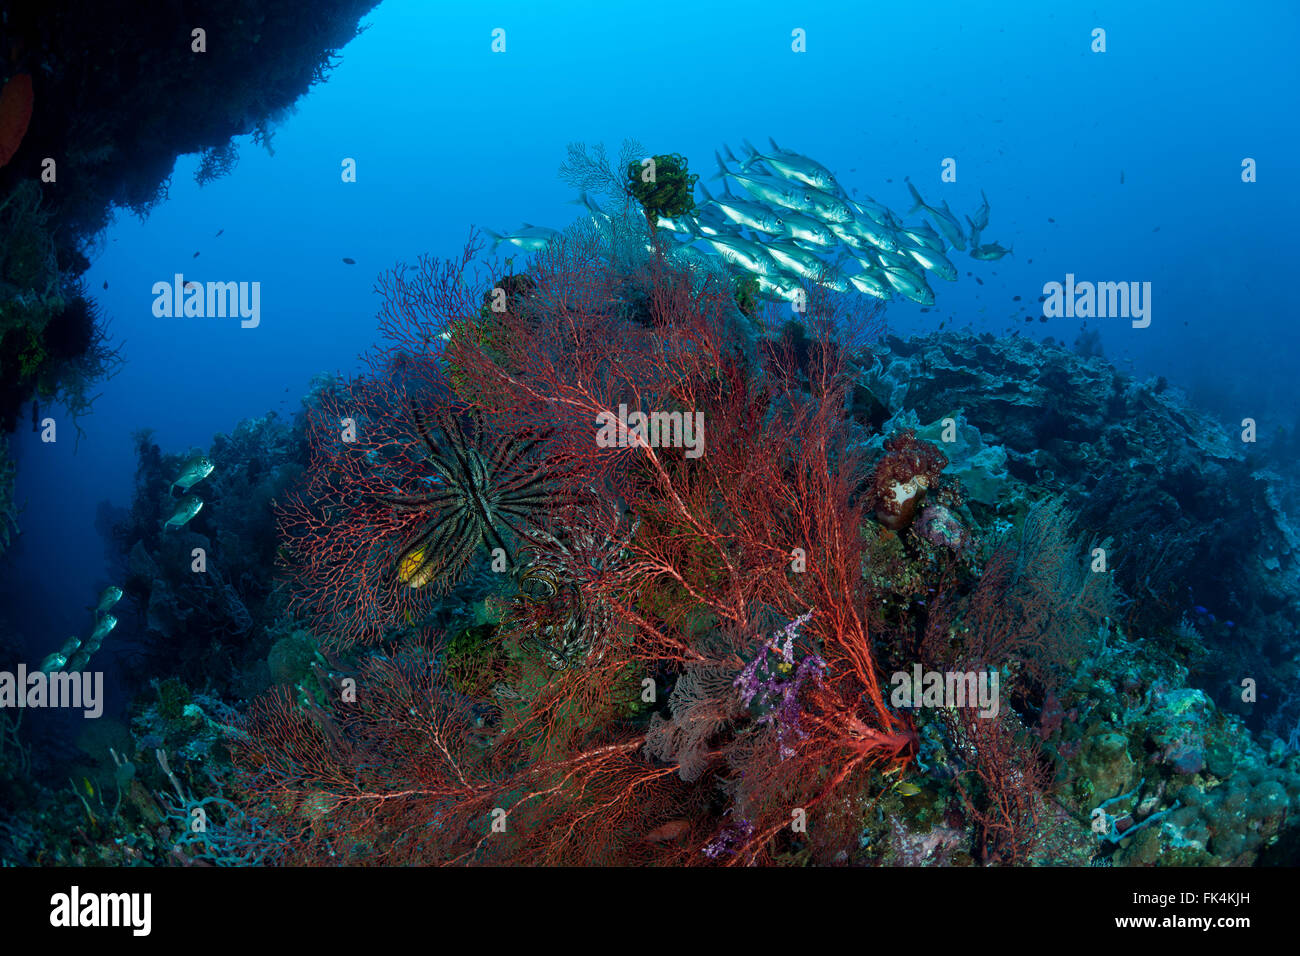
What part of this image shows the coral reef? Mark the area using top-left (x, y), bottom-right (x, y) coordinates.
top-left (0, 176), bottom-right (123, 439)
top-left (855, 331), bottom-right (1300, 730)
top-left (9, 131), bottom-right (1298, 865)
top-left (109, 411), bottom-right (306, 697)
top-left (204, 219), bottom-right (1300, 866)
top-left (234, 224), bottom-right (929, 865)
top-left (1040, 626), bottom-right (1300, 866)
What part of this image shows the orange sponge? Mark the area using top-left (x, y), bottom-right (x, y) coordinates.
top-left (0, 73), bottom-right (34, 168)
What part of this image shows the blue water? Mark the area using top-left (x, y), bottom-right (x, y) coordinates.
top-left (4, 0), bottom-right (1298, 673)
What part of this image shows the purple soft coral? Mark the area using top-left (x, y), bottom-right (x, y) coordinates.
top-left (734, 610), bottom-right (826, 758)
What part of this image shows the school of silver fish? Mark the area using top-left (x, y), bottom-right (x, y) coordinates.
top-left (494, 138), bottom-right (1013, 307)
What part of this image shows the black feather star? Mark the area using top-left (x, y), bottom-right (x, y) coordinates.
top-left (378, 403), bottom-right (554, 592)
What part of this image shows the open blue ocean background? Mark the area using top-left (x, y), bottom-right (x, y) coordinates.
top-left (3, 0), bottom-right (1297, 711)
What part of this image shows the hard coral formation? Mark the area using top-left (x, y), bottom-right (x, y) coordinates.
top-left (914, 503), bottom-right (970, 553)
top-left (866, 408), bottom-right (1011, 508)
top-left (857, 330), bottom-right (1300, 730)
top-left (1044, 626), bottom-right (1300, 866)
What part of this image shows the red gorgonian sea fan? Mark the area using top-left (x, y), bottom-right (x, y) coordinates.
top-left (276, 371), bottom-right (562, 648)
top-left (250, 221), bottom-right (918, 864)
top-left (275, 375), bottom-right (448, 646)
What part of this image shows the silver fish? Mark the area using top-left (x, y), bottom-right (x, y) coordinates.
top-left (656, 213), bottom-right (698, 234)
top-left (900, 222), bottom-right (947, 252)
top-left (902, 244), bottom-right (958, 281)
top-left (83, 614), bottom-right (117, 654)
top-left (172, 454), bottom-right (214, 495)
top-left (164, 495), bottom-right (204, 532)
top-left (848, 272), bottom-right (892, 300)
top-left (699, 182), bottom-right (785, 234)
top-left (484, 223), bottom-right (560, 252)
top-left (667, 241), bottom-right (715, 270)
top-left (970, 241), bottom-right (1013, 260)
top-left (777, 209), bottom-right (837, 247)
top-left (928, 201), bottom-right (967, 251)
top-left (40, 636), bottom-right (84, 673)
top-left (850, 252), bottom-right (883, 274)
top-left (968, 189), bottom-right (991, 233)
top-left (872, 248), bottom-right (922, 274)
top-left (765, 239), bottom-right (832, 280)
top-left (905, 179), bottom-right (967, 251)
top-left (715, 152), bottom-right (813, 211)
top-left (93, 585), bottom-right (123, 615)
top-left (755, 273), bottom-right (806, 303)
top-left (693, 227), bottom-right (780, 277)
top-left (843, 217), bottom-right (899, 253)
top-left (734, 138), bottom-right (840, 192)
top-left (823, 271), bottom-right (851, 293)
top-left (670, 206), bottom-right (733, 238)
top-left (801, 186), bottom-right (854, 224)
top-left (882, 267), bottom-right (936, 306)
top-left (571, 190), bottom-right (613, 227)
top-left (848, 197), bottom-right (895, 228)
top-left (828, 221), bottom-right (868, 251)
